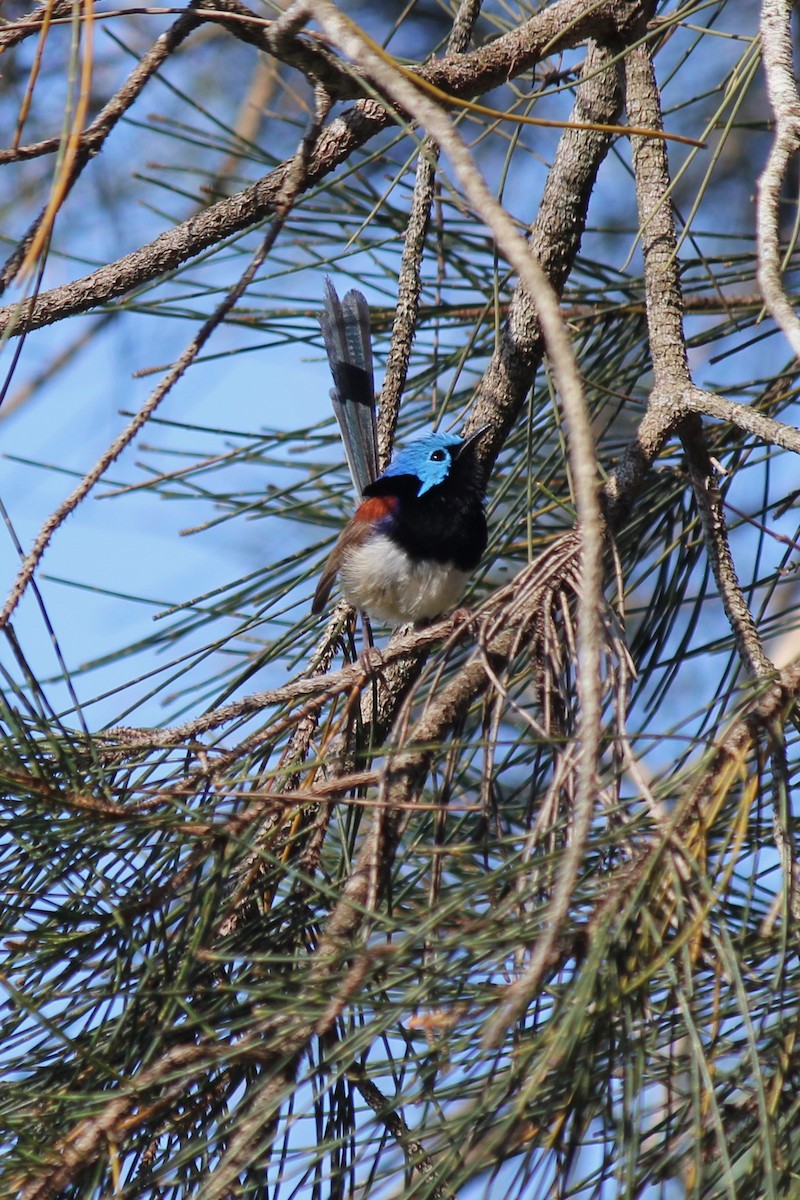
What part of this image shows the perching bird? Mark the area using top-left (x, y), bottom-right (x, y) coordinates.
top-left (312, 280), bottom-right (489, 625)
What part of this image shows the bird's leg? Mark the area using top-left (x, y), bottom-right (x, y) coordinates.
top-left (359, 609), bottom-right (374, 652)
top-left (356, 609), bottom-right (386, 681)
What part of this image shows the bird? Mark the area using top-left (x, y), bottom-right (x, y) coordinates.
top-left (312, 280), bottom-right (489, 625)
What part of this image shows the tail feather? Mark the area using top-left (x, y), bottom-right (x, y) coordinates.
top-left (320, 279), bottom-right (378, 498)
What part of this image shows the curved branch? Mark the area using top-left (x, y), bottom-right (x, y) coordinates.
top-left (291, 0), bottom-right (610, 1063)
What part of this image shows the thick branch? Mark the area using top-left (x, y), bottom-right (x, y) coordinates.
top-left (625, 42), bottom-right (689, 391)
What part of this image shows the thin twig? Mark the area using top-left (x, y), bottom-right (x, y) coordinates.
top-left (766, 721), bottom-right (800, 924)
top-left (101, 614), bottom-right (466, 755)
top-left (683, 439), bottom-right (774, 677)
top-left (348, 1064), bottom-right (456, 1200)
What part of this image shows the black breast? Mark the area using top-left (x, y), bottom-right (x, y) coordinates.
top-left (368, 447), bottom-right (488, 570)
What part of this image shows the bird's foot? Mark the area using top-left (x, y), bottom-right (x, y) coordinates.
top-left (357, 644), bottom-right (384, 679)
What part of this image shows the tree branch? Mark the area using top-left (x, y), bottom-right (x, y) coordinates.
top-left (377, 0), bottom-right (482, 467)
top-left (756, 0), bottom-right (800, 358)
top-left (470, 38), bottom-right (625, 455)
top-left (625, 38), bottom-right (773, 679)
top-left (681, 384), bottom-right (800, 456)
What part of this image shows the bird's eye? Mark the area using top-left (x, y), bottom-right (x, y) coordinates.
top-left (430, 448), bottom-right (447, 462)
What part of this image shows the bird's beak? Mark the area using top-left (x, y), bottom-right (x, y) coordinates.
top-left (456, 423), bottom-right (492, 458)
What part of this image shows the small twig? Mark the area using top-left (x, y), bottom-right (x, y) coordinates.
top-left (101, 617), bottom-right (456, 751)
top-left (767, 722), bottom-right (800, 925)
top-left (683, 438), bottom-right (774, 678)
top-left (722, 498), bottom-right (800, 556)
top-left (347, 1064), bottom-right (456, 1200)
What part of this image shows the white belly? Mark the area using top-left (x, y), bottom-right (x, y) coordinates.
top-left (341, 534), bottom-right (468, 624)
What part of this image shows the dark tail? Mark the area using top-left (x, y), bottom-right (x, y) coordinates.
top-left (320, 279), bottom-right (379, 498)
